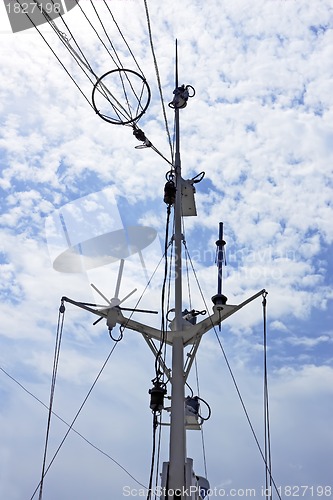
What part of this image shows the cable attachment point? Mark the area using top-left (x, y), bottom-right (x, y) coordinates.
top-left (191, 171), bottom-right (205, 184)
top-left (168, 84), bottom-right (195, 109)
top-left (149, 380), bottom-right (167, 413)
top-left (109, 326), bottom-right (124, 343)
top-left (262, 289), bottom-right (268, 306)
top-left (182, 309), bottom-right (206, 325)
top-left (133, 126), bottom-right (152, 149)
top-left (59, 299), bottom-right (65, 314)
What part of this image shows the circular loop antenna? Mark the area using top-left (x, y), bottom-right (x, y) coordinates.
top-left (92, 69), bottom-right (151, 125)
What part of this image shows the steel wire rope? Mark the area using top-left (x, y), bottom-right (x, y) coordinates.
top-left (15, 0), bottom-right (139, 124)
top-left (88, 253), bottom-right (173, 499)
top-left (182, 217), bottom-right (193, 313)
top-left (75, 0), bottom-right (147, 122)
top-left (44, 0), bottom-right (133, 123)
top-left (32, 0), bottom-right (95, 73)
top-left (0, 365), bottom-right (147, 488)
top-left (147, 413), bottom-right (159, 500)
top-left (153, 214), bottom-right (174, 499)
top-left (46, 0), bottom-right (148, 125)
top-left (102, 0), bottom-right (144, 76)
top-left (194, 357), bottom-right (209, 489)
top-left (263, 293), bottom-right (273, 500)
top-left (38, 300), bottom-right (65, 500)
top-left (31, 245), bottom-right (175, 496)
top-left (143, 0), bottom-right (174, 163)
top-left (19, 0), bottom-right (126, 122)
top-left (51, 0), bottom-right (93, 71)
top-left (74, 0), bottom-right (123, 69)
top-left (14, 0), bottom-right (95, 110)
top-left (88, 0), bottom-right (145, 117)
top-left (31, 0), bottom-right (97, 77)
top-left (154, 204), bottom-right (172, 380)
top-left (143, 143), bottom-right (174, 167)
top-left (30, 247), bottom-right (171, 499)
top-left (182, 242), bottom-right (282, 500)
top-left (29, 339), bottom-right (120, 500)
top-left (1, 251), bottom-right (174, 496)
top-left (70, 0), bottom-right (131, 123)
top-left (94, 0), bottom-right (152, 124)
top-left (182, 221), bottom-right (210, 490)
top-left (147, 207), bottom-right (171, 499)
top-left (147, 204), bottom-right (175, 498)
top-left (153, 412), bottom-right (164, 499)
top-left (151, 210), bottom-right (176, 499)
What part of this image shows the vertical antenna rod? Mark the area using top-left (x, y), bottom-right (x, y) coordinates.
top-left (212, 222), bottom-right (228, 310)
top-left (168, 39), bottom-right (186, 499)
top-left (217, 222), bottom-right (225, 296)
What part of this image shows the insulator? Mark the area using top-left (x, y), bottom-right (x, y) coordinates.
top-left (164, 180), bottom-right (176, 205)
top-left (149, 384), bottom-right (167, 412)
top-left (133, 127), bottom-right (147, 142)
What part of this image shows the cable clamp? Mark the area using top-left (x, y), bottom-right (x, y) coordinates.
top-left (133, 126), bottom-right (152, 149)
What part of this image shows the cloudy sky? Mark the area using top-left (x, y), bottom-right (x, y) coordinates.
top-left (1, 0), bottom-right (333, 498)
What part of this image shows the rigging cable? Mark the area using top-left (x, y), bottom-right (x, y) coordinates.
top-left (38, 299), bottom-right (65, 500)
top-left (155, 203), bottom-right (172, 381)
top-left (0, 365), bottom-right (146, 488)
top-left (3, 247), bottom-right (175, 496)
top-left (153, 213), bottom-right (175, 498)
top-left (181, 220), bottom-right (211, 488)
top-left (194, 357), bottom-right (209, 485)
top-left (29, 336), bottom-right (121, 500)
top-left (147, 184), bottom-right (175, 497)
top-left (183, 243), bottom-right (282, 500)
top-left (183, 218), bottom-right (193, 312)
top-left (153, 208), bottom-right (175, 499)
top-left (15, 0), bottom-right (147, 124)
top-left (143, 0), bottom-right (174, 162)
top-left (102, 0), bottom-right (144, 75)
top-left (153, 413), bottom-right (164, 500)
top-left (263, 292), bottom-right (273, 500)
top-left (16, 0), bottom-right (174, 164)
top-left (76, 0), bottom-right (123, 70)
top-left (14, 0), bottom-right (95, 110)
top-left (27, 0), bottom-right (97, 79)
top-left (147, 413), bottom-right (159, 500)
top-left (76, 0), bottom-right (147, 122)
top-left (43, 0), bottom-right (139, 124)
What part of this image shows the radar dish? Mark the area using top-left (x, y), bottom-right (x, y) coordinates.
top-left (92, 69), bottom-right (151, 125)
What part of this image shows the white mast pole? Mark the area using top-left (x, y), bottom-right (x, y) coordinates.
top-left (168, 40), bottom-right (186, 499)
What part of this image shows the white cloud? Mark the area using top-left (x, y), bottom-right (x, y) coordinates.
top-left (0, 0), bottom-right (333, 498)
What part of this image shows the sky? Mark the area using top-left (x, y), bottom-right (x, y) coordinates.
top-left (0, 0), bottom-right (333, 499)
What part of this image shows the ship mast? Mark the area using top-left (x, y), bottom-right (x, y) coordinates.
top-left (60, 42), bottom-right (267, 500)
top-left (168, 39), bottom-right (186, 498)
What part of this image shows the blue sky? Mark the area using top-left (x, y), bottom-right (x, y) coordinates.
top-left (0, 0), bottom-right (333, 498)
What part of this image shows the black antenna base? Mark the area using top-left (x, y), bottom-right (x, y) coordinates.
top-left (211, 293), bottom-right (228, 308)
